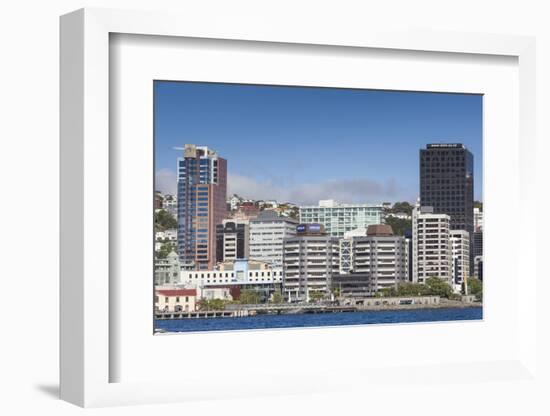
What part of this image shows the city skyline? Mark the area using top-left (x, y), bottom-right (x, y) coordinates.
top-left (155, 81), bottom-right (483, 205)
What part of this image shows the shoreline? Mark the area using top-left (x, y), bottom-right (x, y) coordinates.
top-left (155, 300), bottom-right (482, 321)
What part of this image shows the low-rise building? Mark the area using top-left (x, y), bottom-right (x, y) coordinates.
top-left (155, 287), bottom-right (197, 312)
top-left (179, 259), bottom-right (283, 302)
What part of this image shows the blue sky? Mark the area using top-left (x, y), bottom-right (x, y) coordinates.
top-left (155, 81), bottom-right (482, 205)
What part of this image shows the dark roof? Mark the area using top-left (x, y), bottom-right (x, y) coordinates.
top-left (156, 289), bottom-right (196, 297)
top-left (251, 210), bottom-right (298, 223)
top-left (366, 224), bottom-right (394, 236)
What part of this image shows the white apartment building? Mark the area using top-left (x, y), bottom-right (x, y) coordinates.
top-left (349, 225), bottom-right (409, 291)
top-left (412, 206), bottom-right (452, 285)
top-left (299, 199), bottom-right (384, 238)
top-left (249, 210), bottom-right (298, 267)
top-left (283, 226), bottom-right (340, 302)
top-left (450, 229), bottom-right (470, 289)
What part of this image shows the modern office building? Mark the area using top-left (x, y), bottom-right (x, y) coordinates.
top-left (346, 224), bottom-right (409, 291)
top-left (176, 144), bottom-right (227, 270)
top-left (215, 219), bottom-right (249, 263)
top-left (249, 210), bottom-right (298, 267)
top-left (419, 144), bottom-right (474, 236)
top-left (283, 224), bottom-right (340, 301)
top-left (412, 206), bottom-right (452, 285)
top-left (450, 229), bottom-right (470, 288)
top-left (299, 199), bottom-right (384, 238)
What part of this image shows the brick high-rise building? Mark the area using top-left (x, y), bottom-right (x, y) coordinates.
top-left (176, 144), bottom-right (227, 270)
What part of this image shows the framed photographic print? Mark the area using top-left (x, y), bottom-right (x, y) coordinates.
top-left (152, 81), bottom-right (483, 335)
top-left (60, 7), bottom-right (539, 409)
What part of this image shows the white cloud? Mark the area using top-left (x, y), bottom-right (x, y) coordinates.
top-left (155, 169), bottom-right (177, 195)
top-left (228, 173), bottom-right (404, 205)
top-left (155, 170), bottom-right (409, 204)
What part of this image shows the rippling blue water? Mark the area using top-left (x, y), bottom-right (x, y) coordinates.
top-left (155, 307), bottom-right (482, 333)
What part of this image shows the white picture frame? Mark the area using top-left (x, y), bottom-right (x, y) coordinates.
top-left (60, 7), bottom-right (539, 408)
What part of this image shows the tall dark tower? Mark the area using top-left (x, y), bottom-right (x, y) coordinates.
top-left (419, 143), bottom-right (474, 236)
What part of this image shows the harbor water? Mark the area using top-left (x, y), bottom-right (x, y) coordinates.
top-left (155, 306), bottom-right (482, 333)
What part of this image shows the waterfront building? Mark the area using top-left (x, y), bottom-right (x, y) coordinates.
top-left (283, 224), bottom-right (340, 302)
top-left (249, 210), bottom-right (298, 267)
top-left (450, 229), bottom-right (470, 288)
top-left (155, 287), bottom-right (197, 312)
top-left (419, 144), bottom-right (474, 236)
top-left (179, 259), bottom-right (283, 302)
top-left (412, 206), bottom-right (452, 285)
top-left (331, 273), bottom-right (373, 297)
top-left (299, 199), bottom-right (384, 238)
top-left (347, 224), bottom-right (408, 291)
top-left (176, 144), bottom-right (227, 270)
top-left (215, 219), bottom-right (250, 263)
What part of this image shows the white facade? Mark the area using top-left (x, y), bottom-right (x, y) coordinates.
top-left (351, 235), bottom-right (409, 290)
top-left (283, 235), bottom-right (340, 301)
top-left (155, 228), bottom-right (177, 251)
top-left (412, 206), bottom-right (452, 285)
top-left (249, 211), bottom-right (298, 267)
top-left (299, 199), bottom-right (384, 238)
top-left (450, 230), bottom-right (471, 289)
top-left (474, 207), bottom-right (483, 231)
top-left (179, 262), bottom-right (283, 287)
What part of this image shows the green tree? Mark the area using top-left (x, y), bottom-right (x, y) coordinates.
top-left (239, 289), bottom-right (261, 305)
top-left (425, 277), bottom-right (453, 298)
top-left (396, 282), bottom-right (429, 297)
top-left (308, 290), bottom-right (325, 303)
top-left (155, 209), bottom-right (177, 231)
top-left (467, 278), bottom-right (483, 300)
top-left (270, 289), bottom-right (284, 304)
top-left (156, 242), bottom-right (176, 259)
top-left (390, 201), bottom-right (413, 215)
top-left (384, 216), bottom-right (411, 236)
top-left (473, 201), bottom-right (483, 211)
top-left (198, 298), bottom-right (227, 311)
top-left (377, 286), bottom-right (397, 298)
